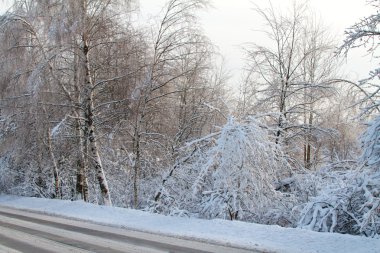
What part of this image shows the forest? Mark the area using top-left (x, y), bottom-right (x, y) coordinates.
top-left (0, 0), bottom-right (379, 237)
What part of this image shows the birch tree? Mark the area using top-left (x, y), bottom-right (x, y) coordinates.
top-left (126, 0), bottom-right (212, 208)
top-left (0, 0), bottom-right (142, 205)
top-left (242, 2), bottom-right (339, 169)
top-left (0, 2), bottom-right (60, 197)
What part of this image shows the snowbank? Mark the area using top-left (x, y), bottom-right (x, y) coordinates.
top-left (0, 195), bottom-right (379, 253)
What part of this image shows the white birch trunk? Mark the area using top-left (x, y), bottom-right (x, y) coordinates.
top-left (82, 34), bottom-right (112, 206)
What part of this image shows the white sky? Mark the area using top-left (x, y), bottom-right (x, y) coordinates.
top-left (139, 0), bottom-right (375, 85)
top-left (200, 0), bottom-right (374, 82)
top-left (0, 0), bottom-right (11, 13)
top-left (0, 0), bottom-right (375, 85)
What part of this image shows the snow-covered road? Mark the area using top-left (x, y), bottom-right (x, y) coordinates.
top-left (0, 195), bottom-right (379, 253)
top-left (0, 207), bottom-right (254, 253)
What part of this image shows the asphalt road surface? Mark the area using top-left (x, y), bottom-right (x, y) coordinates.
top-left (0, 207), bottom-right (260, 253)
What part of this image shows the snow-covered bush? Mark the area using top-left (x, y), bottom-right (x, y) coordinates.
top-left (152, 117), bottom-right (295, 224)
top-left (361, 115), bottom-right (380, 169)
top-left (297, 169), bottom-right (380, 237)
top-left (297, 116), bottom-right (380, 237)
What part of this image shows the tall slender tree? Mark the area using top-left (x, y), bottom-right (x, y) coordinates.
top-left (241, 2), bottom-right (339, 169)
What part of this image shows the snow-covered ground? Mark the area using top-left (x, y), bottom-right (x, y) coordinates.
top-left (0, 195), bottom-right (379, 253)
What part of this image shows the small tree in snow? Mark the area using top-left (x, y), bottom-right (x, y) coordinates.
top-left (153, 117), bottom-right (294, 224)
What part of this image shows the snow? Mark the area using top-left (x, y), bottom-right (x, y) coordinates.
top-left (0, 195), bottom-right (379, 253)
top-left (50, 116), bottom-right (66, 137)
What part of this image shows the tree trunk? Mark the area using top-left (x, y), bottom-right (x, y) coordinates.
top-left (82, 35), bottom-right (112, 206)
top-left (88, 114), bottom-right (112, 206)
top-left (304, 109), bottom-right (313, 169)
top-left (132, 117), bottom-right (141, 208)
top-left (73, 43), bottom-right (89, 202)
top-left (306, 111), bottom-right (313, 168)
top-left (276, 80), bottom-right (287, 144)
top-left (47, 128), bottom-right (61, 199)
top-left (75, 118), bottom-right (89, 201)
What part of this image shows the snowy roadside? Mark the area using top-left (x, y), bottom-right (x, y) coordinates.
top-left (0, 195), bottom-right (378, 253)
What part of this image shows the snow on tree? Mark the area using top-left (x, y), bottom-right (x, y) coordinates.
top-left (297, 167), bottom-right (380, 237)
top-left (361, 115), bottom-right (380, 168)
top-left (296, 115), bottom-right (380, 236)
top-left (297, 0), bottom-right (380, 237)
top-left (241, 2), bottom-right (340, 170)
top-left (339, 0), bottom-right (380, 115)
top-left (151, 116), bottom-right (295, 225)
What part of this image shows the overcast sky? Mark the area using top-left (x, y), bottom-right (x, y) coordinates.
top-left (139, 0), bottom-right (375, 84)
top-left (0, 0), bottom-right (375, 84)
top-left (201, 0), bottom-right (374, 82)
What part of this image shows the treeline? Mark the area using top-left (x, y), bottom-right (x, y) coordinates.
top-left (0, 0), bottom-right (379, 237)
top-left (0, 0), bottom-right (228, 206)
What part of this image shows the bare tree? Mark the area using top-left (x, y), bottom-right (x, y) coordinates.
top-left (339, 0), bottom-right (380, 116)
top-left (126, 0), bottom-right (212, 208)
top-left (242, 2), bottom-right (339, 169)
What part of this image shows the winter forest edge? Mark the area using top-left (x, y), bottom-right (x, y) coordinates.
top-left (0, 0), bottom-right (379, 238)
